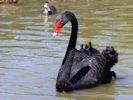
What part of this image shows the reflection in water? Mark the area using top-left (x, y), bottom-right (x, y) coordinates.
top-left (0, 0), bottom-right (133, 100)
top-left (43, 15), bottom-right (49, 32)
top-left (44, 16), bottom-right (49, 24)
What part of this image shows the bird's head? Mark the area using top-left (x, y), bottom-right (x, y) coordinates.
top-left (53, 11), bottom-right (74, 37)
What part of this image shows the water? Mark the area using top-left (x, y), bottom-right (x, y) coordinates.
top-left (0, 0), bottom-right (133, 100)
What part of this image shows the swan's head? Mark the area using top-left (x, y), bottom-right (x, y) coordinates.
top-left (53, 11), bottom-right (74, 37)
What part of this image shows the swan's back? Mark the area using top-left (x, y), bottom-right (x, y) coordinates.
top-left (72, 42), bottom-right (100, 66)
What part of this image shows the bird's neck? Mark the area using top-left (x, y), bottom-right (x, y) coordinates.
top-left (62, 16), bottom-right (78, 65)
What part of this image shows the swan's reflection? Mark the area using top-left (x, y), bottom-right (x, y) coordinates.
top-left (43, 14), bottom-right (55, 33)
top-left (44, 15), bottom-right (49, 24)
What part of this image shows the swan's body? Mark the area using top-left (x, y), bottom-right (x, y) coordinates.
top-left (53, 11), bottom-right (118, 92)
top-left (43, 2), bottom-right (57, 15)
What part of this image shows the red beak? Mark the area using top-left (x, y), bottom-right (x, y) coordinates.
top-left (53, 21), bottom-right (61, 37)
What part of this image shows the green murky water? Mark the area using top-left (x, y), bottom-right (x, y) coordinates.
top-left (0, 0), bottom-right (133, 100)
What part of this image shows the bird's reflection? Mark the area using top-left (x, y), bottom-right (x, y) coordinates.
top-left (44, 15), bottom-right (49, 24)
top-left (43, 15), bottom-right (49, 32)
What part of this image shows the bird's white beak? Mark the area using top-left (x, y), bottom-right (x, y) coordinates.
top-left (53, 32), bottom-right (58, 37)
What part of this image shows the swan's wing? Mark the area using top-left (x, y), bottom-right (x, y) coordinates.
top-left (72, 55), bottom-right (107, 89)
top-left (72, 45), bottom-right (100, 66)
top-left (70, 50), bottom-right (92, 84)
top-left (72, 50), bottom-right (88, 66)
top-left (70, 58), bottom-right (92, 84)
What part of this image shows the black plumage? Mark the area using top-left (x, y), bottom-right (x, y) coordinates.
top-left (54, 11), bottom-right (118, 92)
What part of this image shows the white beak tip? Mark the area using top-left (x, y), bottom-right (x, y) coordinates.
top-left (53, 32), bottom-right (58, 37)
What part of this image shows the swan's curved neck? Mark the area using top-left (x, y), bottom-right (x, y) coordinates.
top-left (62, 15), bottom-right (78, 65)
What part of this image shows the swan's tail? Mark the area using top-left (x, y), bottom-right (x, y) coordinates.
top-left (102, 46), bottom-right (118, 67)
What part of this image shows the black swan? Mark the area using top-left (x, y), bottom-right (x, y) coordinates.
top-left (53, 11), bottom-right (118, 92)
top-left (43, 2), bottom-right (57, 15)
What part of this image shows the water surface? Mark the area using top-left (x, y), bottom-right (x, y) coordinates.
top-left (0, 0), bottom-right (133, 100)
